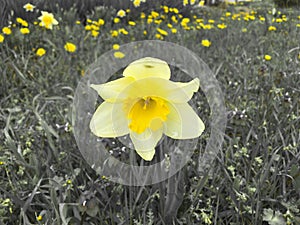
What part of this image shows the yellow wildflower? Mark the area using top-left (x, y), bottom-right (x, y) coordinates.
top-left (171, 28), bottom-right (177, 33)
top-left (264, 55), bottom-right (272, 61)
top-left (201, 39), bottom-right (211, 47)
top-left (36, 215), bottom-right (43, 221)
top-left (97, 19), bottom-right (105, 26)
top-left (113, 44), bottom-right (120, 50)
top-left (2, 27), bottom-right (12, 35)
top-left (133, 0), bottom-right (141, 7)
top-left (38, 11), bottom-right (58, 29)
top-left (111, 30), bottom-right (118, 37)
top-left (114, 51), bottom-right (125, 59)
top-left (36, 48), bottom-right (46, 57)
top-left (117, 9), bottom-right (126, 18)
top-left (190, 0), bottom-right (196, 5)
top-left (89, 57), bottom-right (204, 161)
top-left (20, 28), bottom-right (30, 34)
top-left (217, 23), bottom-right (227, 29)
top-left (64, 42), bottom-right (76, 53)
top-left (16, 18), bottom-right (28, 27)
top-left (114, 18), bottom-right (120, 23)
top-left (119, 28), bottom-right (128, 35)
top-left (151, 11), bottom-right (159, 18)
top-left (23, 3), bottom-right (35, 12)
top-left (268, 26), bottom-right (276, 31)
top-left (141, 12), bottom-right (146, 19)
top-left (156, 28), bottom-right (168, 36)
top-left (0, 34), bottom-right (4, 43)
top-left (91, 30), bottom-right (99, 37)
top-left (225, 12), bottom-right (231, 17)
top-left (128, 21), bottom-right (136, 26)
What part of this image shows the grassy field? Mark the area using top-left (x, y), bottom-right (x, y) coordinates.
top-left (0, 0), bottom-right (300, 224)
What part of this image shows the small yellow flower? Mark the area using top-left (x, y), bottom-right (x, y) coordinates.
top-left (36, 48), bottom-right (46, 57)
top-left (217, 23), bottom-right (227, 29)
top-left (275, 18), bottom-right (283, 23)
top-left (2, 27), bottom-right (12, 35)
top-left (225, 12), bottom-right (231, 17)
top-left (171, 28), bottom-right (177, 33)
top-left (199, 0), bottom-right (205, 6)
top-left (156, 28), bottom-right (168, 36)
top-left (190, 0), bottom-right (196, 5)
top-left (64, 42), bottom-right (76, 53)
top-left (114, 51), bottom-right (125, 59)
top-left (296, 24), bottom-right (300, 27)
top-left (268, 26), bottom-right (276, 31)
top-left (201, 39), bottom-right (211, 47)
top-left (36, 215), bottom-right (43, 221)
top-left (259, 16), bottom-right (265, 22)
top-left (173, 8), bottom-right (179, 14)
top-left (113, 18), bottom-right (120, 23)
top-left (23, 3), bottom-right (35, 12)
top-left (264, 55), bottom-right (272, 61)
top-left (38, 11), bottom-right (58, 29)
top-left (133, 0), bottom-right (141, 7)
top-left (76, 20), bottom-right (81, 25)
top-left (242, 28), bottom-right (247, 32)
top-left (117, 9), bottom-right (126, 18)
top-left (143, 30), bottom-right (147, 35)
top-left (97, 19), bottom-right (105, 26)
top-left (208, 19), bottom-right (215, 24)
top-left (111, 30), bottom-right (119, 37)
top-left (91, 30), bottom-right (99, 37)
top-left (113, 44), bottom-right (120, 50)
top-left (155, 33), bottom-right (163, 40)
top-left (89, 57), bottom-right (204, 161)
top-left (0, 34), bottom-right (4, 43)
top-left (128, 21), bottom-right (136, 26)
top-left (141, 12), bottom-right (146, 19)
top-left (119, 28), bottom-right (128, 35)
top-left (16, 17), bottom-right (28, 27)
top-left (183, 0), bottom-right (188, 6)
top-left (151, 11), bottom-right (159, 18)
top-left (20, 28), bottom-right (30, 34)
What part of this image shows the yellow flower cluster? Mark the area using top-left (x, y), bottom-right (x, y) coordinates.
top-left (84, 18), bottom-right (105, 37)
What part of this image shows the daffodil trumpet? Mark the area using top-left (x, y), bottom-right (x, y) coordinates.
top-left (90, 57), bottom-right (205, 161)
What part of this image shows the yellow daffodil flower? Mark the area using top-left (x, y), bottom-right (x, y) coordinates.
top-left (38, 11), bottom-right (58, 29)
top-left (23, 3), bottom-right (35, 12)
top-left (90, 57), bottom-right (205, 161)
top-left (117, 9), bottom-right (126, 18)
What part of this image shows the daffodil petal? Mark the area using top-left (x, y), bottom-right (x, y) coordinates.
top-left (164, 102), bottom-right (205, 139)
top-left (123, 57), bottom-right (171, 80)
top-left (90, 102), bottom-right (129, 137)
top-left (124, 77), bottom-right (199, 103)
top-left (130, 128), bottom-right (163, 161)
top-left (91, 77), bottom-right (135, 102)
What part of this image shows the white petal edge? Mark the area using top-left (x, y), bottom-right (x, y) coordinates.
top-left (90, 77), bottom-right (135, 102)
top-left (130, 128), bottom-right (163, 161)
top-left (164, 102), bottom-right (205, 139)
top-left (123, 57), bottom-right (171, 80)
top-left (90, 102), bottom-right (129, 137)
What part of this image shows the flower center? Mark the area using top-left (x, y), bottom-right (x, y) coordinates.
top-left (43, 15), bottom-right (53, 26)
top-left (127, 97), bottom-right (170, 134)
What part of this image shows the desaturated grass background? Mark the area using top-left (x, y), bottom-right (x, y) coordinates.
top-left (0, 0), bottom-right (300, 224)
